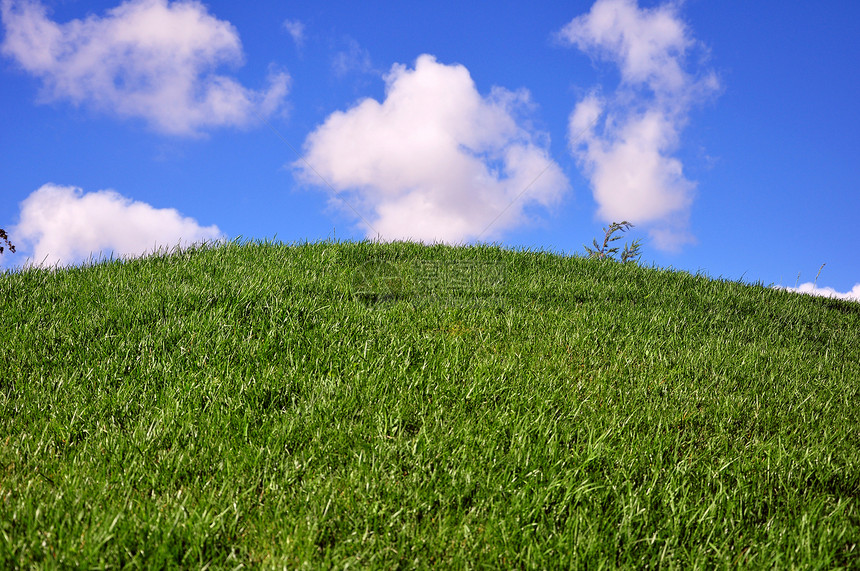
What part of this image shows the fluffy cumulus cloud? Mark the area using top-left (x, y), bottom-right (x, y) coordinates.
top-left (778, 283), bottom-right (860, 303)
top-left (295, 54), bottom-right (568, 243)
top-left (12, 184), bottom-right (223, 267)
top-left (0, 0), bottom-right (289, 136)
top-left (559, 0), bottom-right (719, 251)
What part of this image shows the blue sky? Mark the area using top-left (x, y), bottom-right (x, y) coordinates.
top-left (1, 0), bottom-right (858, 301)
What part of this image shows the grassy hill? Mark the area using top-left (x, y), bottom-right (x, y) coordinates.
top-left (1, 239), bottom-right (858, 568)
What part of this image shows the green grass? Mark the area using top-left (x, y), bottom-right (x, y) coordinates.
top-left (1, 239), bottom-right (859, 569)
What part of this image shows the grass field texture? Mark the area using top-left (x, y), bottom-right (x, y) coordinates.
top-left (1, 240), bottom-right (858, 568)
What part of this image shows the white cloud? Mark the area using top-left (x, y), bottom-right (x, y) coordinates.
top-left (777, 283), bottom-right (860, 303)
top-left (283, 18), bottom-right (304, 49)
top-left (294, 54), bottom-right (568, 243)
top-left (560, 0), bottom-right (692, 95)
top-left (0, 0), bottom-right (289, 136)
top-left (12, 183), bottom-right (224, 267)
top-left (560, 0), bottom-right (719, 251)
top-left (331, 37), bottom-right (375, 77)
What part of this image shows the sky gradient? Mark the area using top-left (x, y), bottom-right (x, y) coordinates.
top-left (1, 0), bottom-right (858, 301)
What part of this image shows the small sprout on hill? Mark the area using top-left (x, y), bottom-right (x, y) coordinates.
top-left (0, 228), bottom-right (15, 255)
top-left (585, 221), bottom-right (641, 263)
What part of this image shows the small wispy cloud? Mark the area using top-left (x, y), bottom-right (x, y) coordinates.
top-left (11, 183), bottom-right (223, 268)
top-left (776, 283), bottom-right (860, 303)
top-left (331, 36), bottom-right (376, 78)
top-left (283, 18), bottom-right (304, 50)
top-left (559, 0), bottom-right (719, 251)
top-left (294, 54), bottom-right (568, 243)
top-left (0, 0), bottom-right (289, 136)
